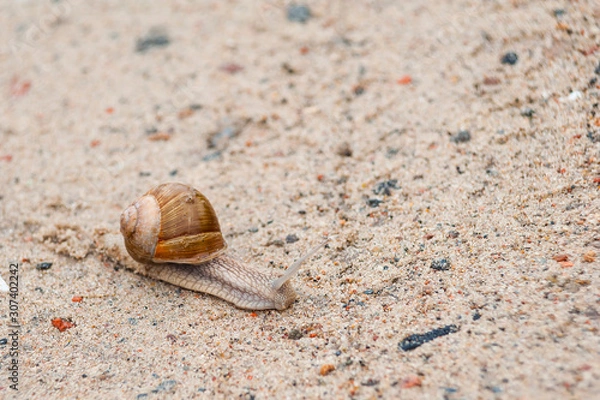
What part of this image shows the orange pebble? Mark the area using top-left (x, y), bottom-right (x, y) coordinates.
top-left (51, 317), bottom-right (75, 332)
top-left (320, 364), bottom-right (335, 376)
top-left (397, 75), bottom-right (412, 85)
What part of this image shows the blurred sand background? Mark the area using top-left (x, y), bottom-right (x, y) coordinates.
top-left (0, 0), bottom-right (599, 398)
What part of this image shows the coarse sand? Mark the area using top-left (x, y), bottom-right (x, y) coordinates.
top-left (1, 1), bottom-right (599, 399)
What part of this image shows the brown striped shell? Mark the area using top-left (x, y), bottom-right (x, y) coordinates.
top-left (120, 183), bottom-right (227, 264)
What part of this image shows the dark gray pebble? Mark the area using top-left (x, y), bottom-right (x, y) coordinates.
top-left (373, 179), bottom-right (399, 196)
top-left (520, 108), bottom-right (535, 117)
top-left (367, 198), bottom-right (383, 208)
top-left (202, 151), bottom-right (222, 161)
top-left (208, 126), bottom-right (238, 149)
top-left (398, 324), bottom-right (459, 351)
top-left (501, 52), bottom-right (518, 65)
top-left (136, 29), bottom-right (170, 53)
top-left (473, 312), bottom-right (482, 321)
top-left (288, 329), bottom-right (303, 340)
top-left (587, 131), bottom-right (600, 143)
top-left (361, 379), bottom-right (380, 386)
top-left (431, 258), bottom-right (451, 271)
top-left (336, 142), bottom-right (353, 157)
top-left (287, 4), bottom-right (311, 23)
top-left (450, 130), bottom-right (471, 143)
top-left (0, 338), bottom-right (7, 345)
top-left (286, 234), bottom-right (299, 243)
top-left (36, 262), bottom-right (53, 270)
top-left (152, 380), bottom-right (177, 393)
top-left (447, 230), bottom-right (459, 239)
top-left (595, 61), bottom-right (600, 75)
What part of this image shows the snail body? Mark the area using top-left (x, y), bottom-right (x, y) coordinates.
top-left (120, 183), bottom-right (325, 310)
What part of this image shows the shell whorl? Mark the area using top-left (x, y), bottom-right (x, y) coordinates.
top-left (120, 183), bottom-right (227, 264)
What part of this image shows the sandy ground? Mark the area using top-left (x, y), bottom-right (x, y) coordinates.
top-left (1, 0), bottom-right (599, 398)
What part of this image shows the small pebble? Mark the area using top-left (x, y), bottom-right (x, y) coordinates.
top-left (483, 76), bottom-right (501, 85)
top-left (147, 132), bottom-right (171, 141)
top-left (51, 317), bottom-right (75, 332)
top-left (431, 258), bottom-right (451, 271)
top-left (398, 324), bottom-right (459, 351)
top-left (288, 329), bottom-right (303, 340)
top-left (353, 84), bottom-right (365, 96)
top-left (285, 234), bottom-right (299, 244)
top-left (501, 52), bottom-right (518, 65)
top-left (0, 338), bottom-right (7, 345)
top-left (219, 62), bottom-right (244, 74)
top-left (587, 131), bottom-right (600, 143)
top-left (473, 312), bottom-right (482, 321)
top-left (135, 28), bottom-right (170, 53)
top-left (552, 254), bottom-right (569, 262)
top-left (594, 61), bottom-right (600, 75)
top-left (287, 4), bottom-right (311, 23)
top-left (336, 142), bottom-right (353, 157)
top-left (361, 379), bottom-right (379, 387)
top-left (450, 130), bottom-right (471, 143)
top-left (268, 239), bottom-right (285, 247)
top-left (367, 198), bottom-right (383, 208)
top-left (363, 289), bottom-right (374, 295)
top-left (248, 227), bottom-right (259, 233)
top-left (400, 375), bottom-right (423, 388)
top-left (373, 179), bottom-right (399, 196)
top-left (520, 108), bottom-right (535, 117)
top-left (36, 262), bottom-right (53, 270)
top-left (582, 250), bottom-right (596, 263)
top-left (319, 364), bottom-right (335, 376)
top-left (152, 380), bottom-right (177, 393)
top-left (208, 126), bottom-right (239, 149)
top-left (202, 151), bottom-right (222, 161)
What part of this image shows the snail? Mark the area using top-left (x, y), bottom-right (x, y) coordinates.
top-left (119, 182), bottom-right (326, 310)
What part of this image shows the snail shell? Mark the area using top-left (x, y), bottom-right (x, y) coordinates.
top-left (120, 182), bottom-right (326, 310)
top-left (120, 183), bottom-right (226, 265)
